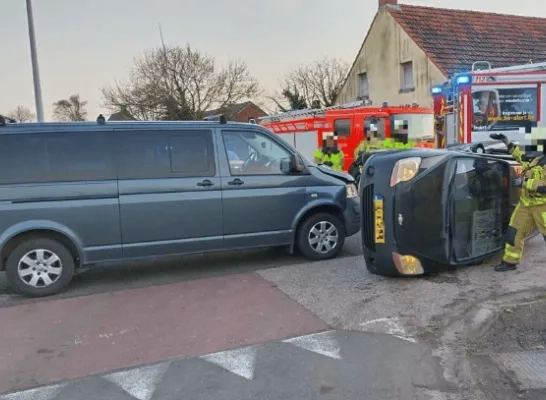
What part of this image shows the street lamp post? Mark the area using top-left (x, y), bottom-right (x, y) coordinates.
top-left (25, 0), bottom-right (44, 122)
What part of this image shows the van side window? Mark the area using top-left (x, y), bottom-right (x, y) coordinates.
top-left (169, 135), bottom-right (215, 176)
top-left (222, 130), bottom-right (290, 175)
top-left (118, 130), bottom-right (215, 179)
top-left (0, 132), bottom-right (115, 184)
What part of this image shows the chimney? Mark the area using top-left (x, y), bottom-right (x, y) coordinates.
top-left (379, 0), bottom-right (397, 7)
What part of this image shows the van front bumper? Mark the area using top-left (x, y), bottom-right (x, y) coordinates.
top-left (344, 196), bottom-right (361, 237)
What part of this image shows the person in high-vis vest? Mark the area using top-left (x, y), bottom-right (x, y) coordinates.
top-left (353, 128), bottom-right (382, 160)
top-left (313, 132), bottom-right (345, 171)
top-left (383, 120), bottom-right (413, 149)
top-left (489, 129), bottom-right (546, 272)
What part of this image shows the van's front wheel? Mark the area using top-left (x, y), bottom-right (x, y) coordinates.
top-left (5, 238), bottom-right (74, 297)
top-left (297, 213), bottom-right (345, 260)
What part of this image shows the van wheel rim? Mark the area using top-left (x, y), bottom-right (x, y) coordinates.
top-left (308, 221), bottom-right (338, 254)
top-left (17, 249), bottom-right (63, 288)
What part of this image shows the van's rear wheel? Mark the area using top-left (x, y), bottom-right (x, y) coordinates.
top-left (5, 238), bottom-right (74, 297)
top-left (297, 213), bottom-right (345, 260)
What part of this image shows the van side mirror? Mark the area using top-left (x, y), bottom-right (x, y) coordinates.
top-left (281, 154), bottom-right (304, 174)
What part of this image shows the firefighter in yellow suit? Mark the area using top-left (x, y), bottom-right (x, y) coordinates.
top-left (354, 129), bottom-right (383, 160)
top-left (489, 130), bottom-right (546, 271)
top-left (313, 132), bottom-right (345, 171)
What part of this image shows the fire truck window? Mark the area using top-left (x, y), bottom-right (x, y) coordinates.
top-left (334, 119), bottom-right (351, 136)
top-left (364, 117), bottom-right (385, 139)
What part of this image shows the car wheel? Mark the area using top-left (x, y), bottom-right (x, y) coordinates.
top-left (297, 213), bottom-right (345, 260)
top-left (5, 237), bottom-right (75, 297)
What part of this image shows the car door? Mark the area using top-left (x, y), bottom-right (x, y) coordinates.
top-left (117, 128), bottom-right (223, 258)
top-left (219, 128), bottom-right (309, 249)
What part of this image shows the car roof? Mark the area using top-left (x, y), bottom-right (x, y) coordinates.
top-left (0, 120), bottom-right (263, 135)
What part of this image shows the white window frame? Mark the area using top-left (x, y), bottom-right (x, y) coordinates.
top-left (400, 61), bottom-right (414, 90)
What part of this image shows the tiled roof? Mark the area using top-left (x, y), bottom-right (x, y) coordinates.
top-left (204, 101), bottom-right (254, 118)
top-left (388, 4), bottom-right (546, 76)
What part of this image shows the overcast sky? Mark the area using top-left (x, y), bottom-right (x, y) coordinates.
top-left (1, 0), bottom-right (544, 121)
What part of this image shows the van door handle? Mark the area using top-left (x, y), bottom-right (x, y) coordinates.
top-left (197, 179), bottom-right (214, 187)
top-left (227, 178), bottom-right (244, 186)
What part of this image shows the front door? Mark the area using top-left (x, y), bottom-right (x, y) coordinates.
top-left (117, 129), bottom-right (223, 258)
top-left (220, 129), bottom-right (308, 249)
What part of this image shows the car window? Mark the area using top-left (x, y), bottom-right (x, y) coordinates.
top-left (222, 130), bottom-right (291, 175)
top-left (169, 134), bottom-right (215, 176)
top-left (0, 132), bottom-right (115, 184)
top-left (118, 130), bottom-right (215, 179)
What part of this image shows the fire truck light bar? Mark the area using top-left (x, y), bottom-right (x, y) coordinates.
top-left (455, 75), bottom-right (470, 85)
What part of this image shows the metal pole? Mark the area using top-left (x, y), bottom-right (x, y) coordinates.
top-left (26, 0), bottom-right (44, 122)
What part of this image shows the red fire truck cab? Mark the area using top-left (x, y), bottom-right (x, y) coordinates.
top-left (259, 100), bottom-right (435, 171)
top-left (432, 60), bottom-right (546, 151)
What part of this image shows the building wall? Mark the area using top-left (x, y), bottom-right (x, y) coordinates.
top-left (233, 103), bottom-right (268, 122)
top-left (337, 7), bottom-right (446, 108)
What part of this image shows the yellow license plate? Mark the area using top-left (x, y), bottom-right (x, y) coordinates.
top-left (374, 198), bottom-right (385, 243)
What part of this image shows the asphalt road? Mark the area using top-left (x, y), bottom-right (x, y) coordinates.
top-left (0, 235), bottom-right (363, 307)
top-left (0, 331), bottom-right (452, 400)
top-left (1, 233), bottom-right (545, 399)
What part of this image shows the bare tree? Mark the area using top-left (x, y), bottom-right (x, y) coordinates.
top-left (271, 57), bottom-right (350, 111)
top-left (7, 105), bottom-right (35, 122)
top-left (101, 44), bottom-right (261, 121)
top-left (52, 94), bottom-right (88, 121)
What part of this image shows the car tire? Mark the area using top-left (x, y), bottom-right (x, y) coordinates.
top-left (297, 213), bottom-right (345, 261)
top-left (5, 237), bottom-right (75, 297)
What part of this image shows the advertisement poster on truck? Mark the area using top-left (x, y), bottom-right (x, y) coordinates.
top-left (471, 86), bottom-right (537, 132)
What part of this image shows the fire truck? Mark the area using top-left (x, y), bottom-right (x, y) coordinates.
top-left (259, 100), bottom-right (435, 171)
top-left (432, 60), bottom-right (546, 152)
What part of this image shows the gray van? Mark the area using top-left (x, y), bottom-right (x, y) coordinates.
top-left (0, 116), bottom-right (360, 297)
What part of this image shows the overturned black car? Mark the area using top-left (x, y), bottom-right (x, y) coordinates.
top-left (358, 148), bottom-right (525, 277)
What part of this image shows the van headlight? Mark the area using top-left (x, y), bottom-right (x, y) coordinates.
top-left (346, 183), bottom-right (358, 198)
top-left (392, 252), bottom-right (424, 275)
top-left (390, 157), bottom-right (421, 187)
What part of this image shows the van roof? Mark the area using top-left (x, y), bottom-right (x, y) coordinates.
top-left (0, 120), bottom-right (259, 134)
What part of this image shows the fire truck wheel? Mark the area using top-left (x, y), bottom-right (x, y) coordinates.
top-left (296, 213), bottom-right (345, 261)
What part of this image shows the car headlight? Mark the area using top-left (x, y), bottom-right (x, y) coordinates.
top-left (390, 157), bottom-right (421, 187)
top-left (392, 252), bottom-right (424, 275)
top-left (346, 183), bottom-right (358, 198)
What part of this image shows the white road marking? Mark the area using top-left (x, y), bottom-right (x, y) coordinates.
top-left (0, 383), bottom-right (67, 400)
top-left (104, 362), bottom-right (170, 400)
top-left (201, 346), bottom-right (257, 380)
top-left (282, 330), bottom-right (341, 359)
top-left (360, 317), bottom-right (417, 343)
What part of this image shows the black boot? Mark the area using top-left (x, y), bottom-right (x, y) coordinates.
top-left (494, 261), bottom-right (517, 272)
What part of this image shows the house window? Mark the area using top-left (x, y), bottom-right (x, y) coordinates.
top-left (400, 61), bottom-right (414, 90)
top-left (357, 73), bottom-right (368, 98)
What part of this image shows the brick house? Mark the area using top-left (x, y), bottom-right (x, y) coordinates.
top-left (203, 101), bottom-right (267, 123)
top-left (337, 0), bottom-right (546, 107)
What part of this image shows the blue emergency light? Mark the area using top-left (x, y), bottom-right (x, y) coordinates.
top-left (431, 86), bottom-right (442, 95)
top-left (455, 75), bottom-right (470, 85)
